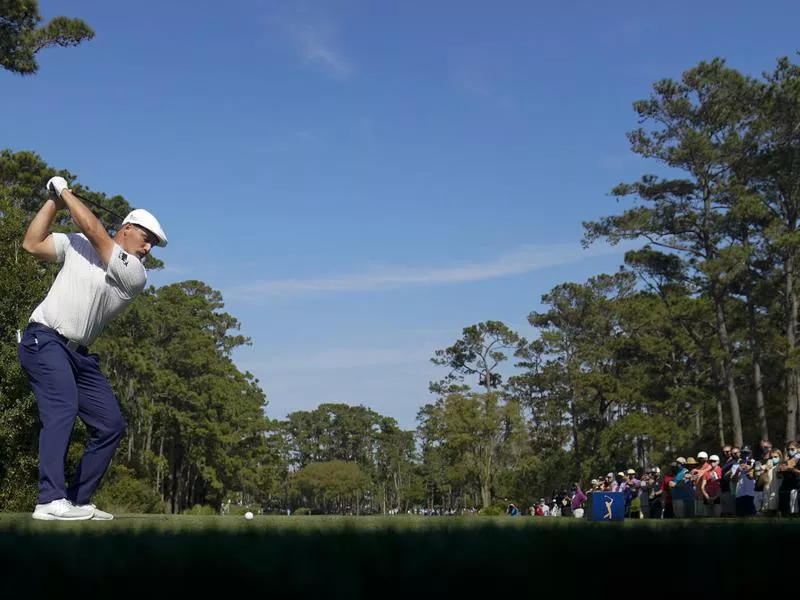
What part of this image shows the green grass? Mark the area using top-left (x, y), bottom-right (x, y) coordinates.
top-left (2, 511), bottom-right (797, 533)
top-left (1, 513), bottom-right (798, 596)
top-left (0, 512), bottom-right (583, 533)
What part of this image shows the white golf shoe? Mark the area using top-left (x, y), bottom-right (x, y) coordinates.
top-left (75, 503), bottom-right (114, 520)
top-left (32, 499), bottom-right (94, 521)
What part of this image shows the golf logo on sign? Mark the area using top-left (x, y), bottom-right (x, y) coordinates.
top-left (604, 495), bottom-right (614, 519)
top-left (589, 491), bottom-right (624, 521)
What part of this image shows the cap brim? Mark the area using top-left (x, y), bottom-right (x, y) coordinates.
top-left (139, 226), bottom-right (167, 247)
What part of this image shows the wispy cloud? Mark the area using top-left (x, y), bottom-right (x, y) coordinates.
top-left (260, 0), bottom-right (353, 79)
top-left (231, 243), bottom-right (627, 300)
top-left (288, 23), bottom-right (352, 79)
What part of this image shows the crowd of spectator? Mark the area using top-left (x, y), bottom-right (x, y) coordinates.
top-left (529, 440), bottom-right (800, 519)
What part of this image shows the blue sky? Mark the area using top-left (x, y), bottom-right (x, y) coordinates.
top-left (3, 0), bottom-right (799, 429)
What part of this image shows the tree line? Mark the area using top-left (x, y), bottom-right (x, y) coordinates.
top-left (2, 1), bottom-right (799, 514)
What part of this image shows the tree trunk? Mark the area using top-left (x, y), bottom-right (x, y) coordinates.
top-left (753, 359), bottom-right (768, 441)
top-left (716, 398), bottom-right (726, 448)
top-left (155, 435), bottom-right (164, 496)
top-left (713, 288), bottom-right (743, 446)
top-left (569, 398), bottom-right (579, 459)
top-left (481, 444), bottom-right (492, 508)
top-left (786, 261), bottom-right (799, 443)
top-left (746, 300), bottom-right (769, 441)
top-left (393, 469), bottom-right (401, 512)
top-left (145, 420), bottom-right (153, 462)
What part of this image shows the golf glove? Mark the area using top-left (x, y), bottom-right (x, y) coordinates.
top-left (46, 176), bottom-right (70, 198)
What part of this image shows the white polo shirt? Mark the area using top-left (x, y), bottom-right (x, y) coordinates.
top-left (29, 233), bottom-right (147, 346)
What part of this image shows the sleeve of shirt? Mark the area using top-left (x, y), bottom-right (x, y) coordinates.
top-left (52, 233), bottom-right (70, 262)
top-left (106, 244), bottom-right (146, 299)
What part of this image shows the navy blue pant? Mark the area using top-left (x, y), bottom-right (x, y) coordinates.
top-left (18, 323), bottom-right (126, 505)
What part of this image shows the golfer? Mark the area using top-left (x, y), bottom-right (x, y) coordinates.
top-left (18, 176), bottom-right (167, 520)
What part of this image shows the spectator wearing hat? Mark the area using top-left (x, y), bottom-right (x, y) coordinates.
top-left (692, 451), bottom-right (711, 516)
top-left (699, 454), bottom-right (723, 517)
top-left (670, 457), bottom-right (695, 518)
top-left (622, 469), bottom-right (639, 517)
top-left (720, 445), bottom-right (736, 517)
top-left (615, 471), bottom-right (627, 495)
top-left (619, 469), bottom-right (635, 513)
top-left (647, 467), bottom-right (663, 519)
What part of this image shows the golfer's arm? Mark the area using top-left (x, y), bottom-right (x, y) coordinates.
top-left (21, 199), bottom-right (60, 261)
top-left (60, 189), bottom-right (115, 266)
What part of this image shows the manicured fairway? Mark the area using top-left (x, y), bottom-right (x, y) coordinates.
top-left (1, 514), bottom-right (797, 596)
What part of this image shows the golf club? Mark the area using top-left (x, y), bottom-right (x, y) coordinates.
top-left (70, 191), bottom-right (127, 222)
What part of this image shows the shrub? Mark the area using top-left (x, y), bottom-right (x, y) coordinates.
top-left (229, 505), bottom-right (258, 516)
top-left (183, 504), bottom-right (217, 516)
top-left (93, 465), bottom-right (166, 514)
top-left (477, 505), bottom-right (503, 516)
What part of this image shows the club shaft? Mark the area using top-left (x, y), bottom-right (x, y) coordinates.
top-left (71, 192), bottom-right (126, 222)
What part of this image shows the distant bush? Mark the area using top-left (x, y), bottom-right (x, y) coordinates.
top-left (93, 466), bottom-right (165, 514)
top-left (292, 507), bottom-right (312, 515)
top-left (183, 504), bottom-right (217, 516)
top-left (229, 505), bottom-right (258, 516)
top-left (0, 455), bottom-right (38, 512)
top-left (478, 505), bottom-right (503, 516)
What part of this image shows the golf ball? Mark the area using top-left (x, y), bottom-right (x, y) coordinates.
top-left (244, 511), bottom-right (253, 520)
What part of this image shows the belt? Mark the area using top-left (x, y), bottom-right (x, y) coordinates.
top-left (29, 323), bottom-right (88, 353)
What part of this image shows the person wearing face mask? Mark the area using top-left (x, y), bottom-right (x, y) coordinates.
top-left (759, 439), bottom-right (773, 464)
top-left (777, 442), bottom-right (800, 517)
top-left (761, 449), bottom-right (783, 515)
top-left (733, 447), bottom-right (757, 517)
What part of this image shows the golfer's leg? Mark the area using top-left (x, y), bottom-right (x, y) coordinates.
top-left (67, 353), bottom-right (126, 504)
top-left (18, 329), bottom-right (80, 504)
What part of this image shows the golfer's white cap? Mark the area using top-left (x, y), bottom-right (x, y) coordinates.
top-left (122, 209), bottom-right (168, 247)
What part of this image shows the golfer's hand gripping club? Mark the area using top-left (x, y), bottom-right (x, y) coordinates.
top-left (46, 176), bottom-right (70, 198)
